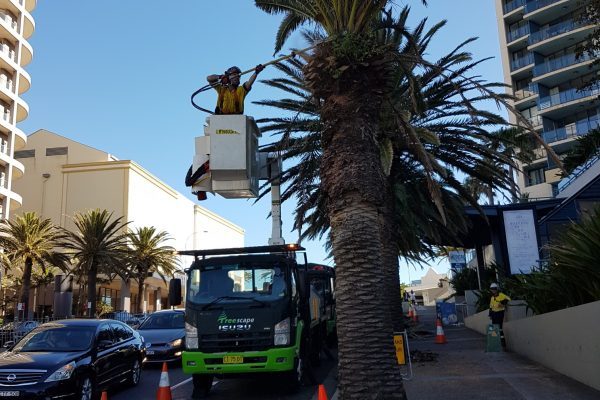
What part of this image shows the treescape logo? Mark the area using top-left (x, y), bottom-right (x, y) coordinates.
top-left (217, 312), bottom-right (254, 331)
top-left (216, 129), bottom-right (239, 135)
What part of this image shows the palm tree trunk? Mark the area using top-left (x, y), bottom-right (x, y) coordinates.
top-left (137, 279), bottom-right (145, 313)
top-left (19, 258), bottom-right (33, 320)
top-left (87, 268), bottom-right (97, 318)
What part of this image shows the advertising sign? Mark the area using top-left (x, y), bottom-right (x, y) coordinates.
top-left (435, 301), bottom-right (458, 326)
top-left (448, 250), bottom-right (466, 271)
top-left (503, 209), bottom-right (539, 274)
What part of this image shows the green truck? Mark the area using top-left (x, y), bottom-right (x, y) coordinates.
top-left (170, 244), bottom-right (335, 398)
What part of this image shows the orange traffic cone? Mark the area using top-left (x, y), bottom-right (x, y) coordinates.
top-left (317, 384), bottom-right (328, 400)
top-left (407, 306), bottom-right (413, 319)
top-left (101, 392), bottom-right (108, 400)
top-left (412, 305), bottom-right (419, 323)
top-left (435, 318), bottom-right (447, 344)
top-left (156, 362), bottom-right (172, 400)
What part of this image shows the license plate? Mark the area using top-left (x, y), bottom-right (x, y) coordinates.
top-left (0, 392), bottom-right (19, 397)
top-left (223, 356), bottom-right (243, 364)
top-left (146, 350), bottom-right (155, 355)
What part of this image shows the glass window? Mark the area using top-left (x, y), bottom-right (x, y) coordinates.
top-left (97, 324), bottom-right (114, 345)
top-left (138, 312), bottom-right (185, 330)
top-left (526, 167), bottom-right (546, 186)
top-left (15, 325), bottom-right (95, 352)
top-left (111, 322), bottom-right (133, 341)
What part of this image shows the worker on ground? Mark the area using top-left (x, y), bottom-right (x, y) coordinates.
top-left (207, 64), bottom-right (265, 115)
top-left (488, 282), bottom-right (510, 347)
top-left (409, 290), bottom-right (417, 306)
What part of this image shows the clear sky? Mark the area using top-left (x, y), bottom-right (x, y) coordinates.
top-left (19, 0), bottom-right (506, 284)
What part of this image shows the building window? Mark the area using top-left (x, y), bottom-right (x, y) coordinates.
top-left (98, 287), bottom-right (120, 309)
top-left (46, 146), bottom-right (68, 156)
top-left (526, 167), bottom-right (546, 186)
top-left (15, 149), bottom-right (35, 158)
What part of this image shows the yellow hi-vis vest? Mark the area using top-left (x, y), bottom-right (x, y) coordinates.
top-left (215, 85), bottom-right (248, 115)
top-left (489, 292), bottom-right (510, 312)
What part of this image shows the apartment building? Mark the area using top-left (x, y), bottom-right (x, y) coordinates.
top-left (0, 0), bottom-right (34, 219)
top-left (495, 0), bottom-right (600, 199)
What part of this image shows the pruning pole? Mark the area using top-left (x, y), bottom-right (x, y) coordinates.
top-left (232, 43), bottom-right (322, 78)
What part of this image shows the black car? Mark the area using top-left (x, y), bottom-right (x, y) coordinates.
top-left (0, 319), bottom-right (145, 400)
top-left (136, 309), bottom-right (184, 364)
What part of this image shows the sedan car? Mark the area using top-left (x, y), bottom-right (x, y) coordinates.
top-left (0, 319), bottom-right (145, 399)
top-left (137, 309), bottom-right (184, 364)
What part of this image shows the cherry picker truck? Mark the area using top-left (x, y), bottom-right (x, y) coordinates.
top-left (168, 112), bottom-right (336, 398)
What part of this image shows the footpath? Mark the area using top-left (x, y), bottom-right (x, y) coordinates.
top-left (403, 306), bottom-right (600, 400)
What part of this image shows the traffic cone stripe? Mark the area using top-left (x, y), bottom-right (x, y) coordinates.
top-left (101, 392), bottom-right (108, 400)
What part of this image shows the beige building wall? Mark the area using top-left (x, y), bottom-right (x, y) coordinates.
top-left (14, 129), bottom-right (245, 314)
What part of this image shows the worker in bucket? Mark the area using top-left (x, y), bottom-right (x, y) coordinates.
top-left (488, 282), bottom-right (510, 347)
top-left (207, 64), bottom-right (265, 115)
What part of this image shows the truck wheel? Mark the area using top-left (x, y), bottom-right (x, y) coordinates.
top-left (286, 356), bottom-right (304, 392)
top-left (192, 374), bottom-right (213, 399)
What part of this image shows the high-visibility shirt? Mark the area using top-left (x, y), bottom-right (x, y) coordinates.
top-left (215, 85), bottom-right (248, 115)
top-left (489, 292), bottom-right (511, 312)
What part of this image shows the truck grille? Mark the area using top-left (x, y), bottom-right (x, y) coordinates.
top-left (199, 332), bottom-right (272, 352)
top-left (0, 370), bottom-right (46, 386)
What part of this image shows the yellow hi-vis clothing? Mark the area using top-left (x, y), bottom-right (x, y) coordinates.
top-left (215, 85), bottom-right (248, 115)
top-left (489, 292), bottom-right (511, 312)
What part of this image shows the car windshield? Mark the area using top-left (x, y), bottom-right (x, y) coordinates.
top-left (138, 313), bottom-right (185, 330)
top-left (188, 262), bottom-right (287, 305)
top-left (14, 324), bottom-right (95, 352)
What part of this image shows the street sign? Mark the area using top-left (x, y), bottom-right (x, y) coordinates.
top-left (449, 250), bottom-right (466, 271)
top-left (393, 334), bottom-right (406, 365)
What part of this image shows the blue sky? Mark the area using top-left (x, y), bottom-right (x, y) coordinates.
top-left (19, 1), bottom-right (506, 284)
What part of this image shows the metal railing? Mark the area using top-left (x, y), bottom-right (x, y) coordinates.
top-left (507, 25), bottom-right (530, 43)
top-left (504, 0), bottom-right (525, 14)
top-left (511, 52), bottom-right (535, 71)
top-left (538, 86), bottom-right (600, 111)
top-left (558, 153), bottom-right (600, 192)
top-left (525, 0), bottom-right (563, 14)
top-left (529, 19), bottom-right (586, 45)
top-left (515, 87), bottom-right (536, 100)
top-left (542, 120), bottom-right (598, 143)
top-left (533, 52), bottom-right (595, 77)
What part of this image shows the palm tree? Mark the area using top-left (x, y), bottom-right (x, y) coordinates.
top-left (61, 209), bottom-right (129, 318)
top-left (125, 227), bottom-right (179, 313)
top-left (254, 4), bottom-right (530, 396)
top-left (0, 212), bottom-right (67, 319)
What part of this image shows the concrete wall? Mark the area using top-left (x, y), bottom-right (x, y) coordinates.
top-left (504, 300), bottom-right (600, 391)
top-left (466, 300), bottom-right (600, 391)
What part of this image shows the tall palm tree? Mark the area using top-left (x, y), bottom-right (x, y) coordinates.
top-left (61, 209), bottom-right (129, 318)
top-left (125, 227), bottom-right (179, 313)
top-left (254, 4), bottom-right (529, 396)
top-left (0, 212), bottom-right (67, 319)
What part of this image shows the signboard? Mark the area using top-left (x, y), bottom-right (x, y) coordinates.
top-left (393, 334), bottom-right (407, 365)
top-left (503, 209), bottom-right (539, 274)
top-left (17, 303), bottom-right (24, 311)
top-left (435, 301), bottom-right (458, 326)
top-left (448, 250), bottom-right (466, 271)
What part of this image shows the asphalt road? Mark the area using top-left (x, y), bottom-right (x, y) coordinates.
top-left (109, 352), bottom-right (337, 400)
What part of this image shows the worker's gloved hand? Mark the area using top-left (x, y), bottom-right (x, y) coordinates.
top-left (255, 64), bottom-right (265, 73)
top-left (219, 74), bottom-right (230, 85)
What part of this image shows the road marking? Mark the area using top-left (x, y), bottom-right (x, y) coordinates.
top-left (171, 377), bottom-right (220, 390)
top-left (171, 378), bottom-right (192, 390)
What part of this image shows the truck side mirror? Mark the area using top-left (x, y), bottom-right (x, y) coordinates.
top-left (169, 278), bottom-right (182, 306)
top-left (296, 271), bottom-right (307, 299)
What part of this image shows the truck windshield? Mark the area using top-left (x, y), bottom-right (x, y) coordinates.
top-left (188, 263), bottom-right (286, 305)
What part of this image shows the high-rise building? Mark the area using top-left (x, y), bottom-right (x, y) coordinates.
top-left (0, 0), bottom-right (34, 219)
top-left (495, 0), bottom-right (599, 199)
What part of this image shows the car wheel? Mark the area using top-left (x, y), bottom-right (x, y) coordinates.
top-left (78, 375), bottom-right (95, 400)
top-left (191, 374), bottom-right (213, 399)
top-left (126, 358), bottom-right (141, 387)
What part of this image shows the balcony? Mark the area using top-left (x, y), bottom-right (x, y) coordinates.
top-left (542, 120), bottom-right (599, 144)
top-left (538, 87), bottom-right (600, 112)
top-left (507, 25), bottom-right (530, 43)
top-left (533, 52), bottom-right (595, 77)
top-left (515, 86), bottom-right (536, 100)
top-left (525, 0), bottom-right (562, 14)
top-left (504, 0), bottom-right (525, 14)
top-left (510, 53), bottom-right (535, 71)
top-left (529, 19), bottom-right (586, 46)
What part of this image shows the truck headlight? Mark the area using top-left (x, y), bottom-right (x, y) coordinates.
top-left (185, 322), bottom-right (198, 349)
top-left (45, 361), bottom-right (76, 382)
top-left (169, 338), bottom-right (183, 348)
top-left (274, 318), bottom-right (290, 346)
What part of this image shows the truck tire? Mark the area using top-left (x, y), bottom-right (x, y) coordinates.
top-left (286, 355), bottom-right (304, 392)
top-left (192, 374), bottom-right (213, 399)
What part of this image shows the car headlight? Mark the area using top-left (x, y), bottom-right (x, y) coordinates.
top-left (274, 318), bottom-right (290, 346)
top-left (185, 322), bottom-right (198, 349)
top-left (45, 361), bottom-right (76, 382)
top-left (169, 338), bottom-right (183, 348)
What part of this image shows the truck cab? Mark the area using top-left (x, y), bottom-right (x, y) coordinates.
top-left (176, 244), bottom-right (322, 397)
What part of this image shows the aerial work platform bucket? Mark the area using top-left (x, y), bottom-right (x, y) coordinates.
top-left (191, 115), bottom-right (261, 199)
